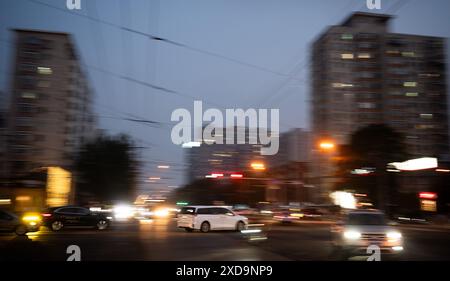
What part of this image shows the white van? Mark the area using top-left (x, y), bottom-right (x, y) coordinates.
top-left (177, 206), bottom-right (248, 232)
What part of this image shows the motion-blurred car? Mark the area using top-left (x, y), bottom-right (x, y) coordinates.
top-left (177, 206), bottom-right (248, 233)
top-left (0, 209), bottom-right (41, 235)
top-left (300, 208), bottom-right (323, 220)
top-left (42, 206), bottom-right (111, 231)
top-left (331, 210), bottom-right (403, 259)
top-left (272, 208), bottom-right (297, 223)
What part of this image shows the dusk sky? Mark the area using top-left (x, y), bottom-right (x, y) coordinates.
top-left (1, 0), bottom-right (450, 192)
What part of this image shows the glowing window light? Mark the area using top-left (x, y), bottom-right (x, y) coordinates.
top-left (403, 81), bottom-right (417, 87)
top-left (341, 53), bottom-right (354, 59)
top-left (37, 66), bottom-right (52, 75)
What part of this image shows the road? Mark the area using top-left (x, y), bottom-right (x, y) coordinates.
top-left (0, 219), bottom-right (449, 261)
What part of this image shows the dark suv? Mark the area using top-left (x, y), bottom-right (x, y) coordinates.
top-left (42, 206), bottom-right (110, 231)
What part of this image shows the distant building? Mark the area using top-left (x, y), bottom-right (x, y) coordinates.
top-left (311, 12), bottom-right (449, 199)
top-left (2, 29), bottom-right (96, 210)
top-left (186, 127), bottom-right (265, 183)
top-left (267, 128), bottom-right (311, 168)
top-left (266, 128), bottom-right (312, 204)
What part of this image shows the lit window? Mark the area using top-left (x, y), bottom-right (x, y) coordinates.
top-left (358, 53), bottom-right (371, 59)
top-left (37, 67), bottom-right (52, 75)
top-left (405, 92), bottom-right (419, 97)
top-left (404, 82), bottom-right (417, 87)
top-left (21, 92), bottom-right (36, 99)
top-left (332, 83), bottom-right (353, 88)
top-left (420, 114), bottom-right (433, 119)
top-left (341, 53), bottom-right (354, 59)
top-left (341, 34), bottom-right (353, 40)
top-left (401, 52), bottom-right (415, 57)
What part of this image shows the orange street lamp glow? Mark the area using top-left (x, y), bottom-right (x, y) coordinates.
top-left (319, 141), bottom-right (335, 150)
top-left (251, 162), bottom-right (266, 171)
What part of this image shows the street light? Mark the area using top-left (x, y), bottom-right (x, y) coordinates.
top-left (318, 141), bottom-right (335, 151)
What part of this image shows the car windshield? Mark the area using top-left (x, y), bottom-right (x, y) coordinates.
top-left (346, 213), bottom-right (386, 225)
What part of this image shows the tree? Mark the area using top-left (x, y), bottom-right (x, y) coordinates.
top-left (75, 134), bottom-right (138, 205)
top-left (336, 124), bottom-right (407, 212)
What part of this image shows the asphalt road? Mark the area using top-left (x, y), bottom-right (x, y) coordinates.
top-left (0, 219), bottom-right (449, 261)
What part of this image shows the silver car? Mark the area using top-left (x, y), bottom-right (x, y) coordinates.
top-left (331, 210), bottom-right (404, 259)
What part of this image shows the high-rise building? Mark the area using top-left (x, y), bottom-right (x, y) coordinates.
top-left (5, 29), bottom-right (95, 183)
top-left (311, 12), bottom-right (449, 198)
top-left (312, 12), bottom-right (448, 157)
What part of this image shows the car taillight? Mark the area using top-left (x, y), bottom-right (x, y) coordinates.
top-left (42, 213), bottom-right (52, 217)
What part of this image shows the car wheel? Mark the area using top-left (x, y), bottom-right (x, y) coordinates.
top-left (51, 220), bottom-right (63, 231)
top-left (97, 220), bottom-right (109, 230)
top-left (185, 228), bottom-right (193, 232)
top-left (200, 222), bottom-right (210, 233)
top-left (15, 224), bottom-right (28, 236)
top-left (236, 221), bottom-right (246, 231)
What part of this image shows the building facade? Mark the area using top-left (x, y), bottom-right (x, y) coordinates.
top-left (311, 12), bottom-right (449, 198)
top-left (2, 29), bottom-right (95, 210)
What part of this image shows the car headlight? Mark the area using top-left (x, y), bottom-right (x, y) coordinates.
top-left (387, 231), bottom-right (402, 240)
top-left (343, 230), bottom-right (361, 240)
top-left (154, 209), bottom-right (169, 218)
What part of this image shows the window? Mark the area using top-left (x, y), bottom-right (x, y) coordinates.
top-left (56, 207), bottom-right (79, 214)
top-left (341, 53), bottom-right (354, 59)
top-left (347, 213), bottom-right (386, 225)
top-left (213, 208), bottom-right (233, 215)
top-left (73, 208), bottom-right (90, 215)
top-left (37, 66), bottom-right (53, 75)
top-left (357, 53), bottom-right (371, 59)
top-left (21, 92), bottom-right (37, 99)
top-left (197, 208), bottom-right (213, 215)
top-left (341, 34), bottom-right (353, 40)
top-left (404, 81), bottom-right (417, 87)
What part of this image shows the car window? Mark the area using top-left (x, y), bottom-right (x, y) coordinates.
top-left (197, 208), bottom-right (213, 215)
top-left (56, 207), bottom-right (79, 214)
top-left (179, 207), bottom-right (196, 214)
top-left (214, 208), bottom-right (229, 215)
top-left (347, 213), bottom-right (386, 225)
top-left (73, 208), bottom-right (90, 215)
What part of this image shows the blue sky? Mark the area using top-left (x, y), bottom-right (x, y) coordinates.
top-left (1, 0), bottom-right (450, 192)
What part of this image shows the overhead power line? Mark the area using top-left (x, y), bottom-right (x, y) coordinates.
top-left (27, 0), bottom-right (304, 82)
